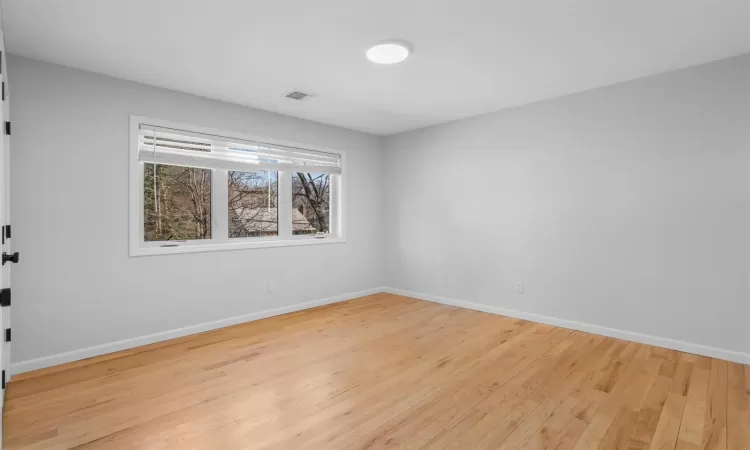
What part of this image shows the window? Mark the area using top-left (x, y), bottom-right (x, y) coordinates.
top-left (130, 117), bottom-right (342, 255)
top-left (229, 170), bottom-right (278, 238)
top-left (144, 164), bottom-right (212, 241)
top-left (292, 172), bottom-right (330, 235)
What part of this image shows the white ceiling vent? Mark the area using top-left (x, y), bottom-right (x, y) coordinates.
top-left (285, 90), bottom-right (314, 101)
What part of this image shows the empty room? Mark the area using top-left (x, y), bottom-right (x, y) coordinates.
top-left (0, 0), bottom-right (747, 449)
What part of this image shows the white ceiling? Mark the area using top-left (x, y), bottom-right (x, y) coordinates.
top-left (2, 1), bottom-right (749, 135)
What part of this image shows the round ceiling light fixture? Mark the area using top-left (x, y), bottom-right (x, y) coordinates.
top-left (366, 41), bottom-right (412, 64)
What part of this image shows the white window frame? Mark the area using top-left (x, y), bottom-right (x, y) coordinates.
top-left (129, 115), bottom-right (345, 256)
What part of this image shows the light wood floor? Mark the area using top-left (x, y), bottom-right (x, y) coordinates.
top-left (3, 294), bottom-right (749, 450)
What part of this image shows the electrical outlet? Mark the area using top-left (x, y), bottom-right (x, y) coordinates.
top-left (516, 283), bottom-right (524, 294)
top-left (268, 280), bottom-right (277, 293)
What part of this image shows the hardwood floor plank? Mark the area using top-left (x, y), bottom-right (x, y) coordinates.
top-left (2, 294), bottom-right (747, 450)
top-left (727, 362), bottom-right (749, 450)
top-left (521, 393), bottom-right (584, 450)
top-left (569, 345), bottom-right (662, 449)
top-left (593, 357), bottom-right (665, 450)
top-left (675, 356), bottom-right (712, 449)
top-left (648, 393), bottom-right (686, 450)
top-left (646, 353), bottom-right (691, 450)
top-left (623, 375), bottom-right (672, 449)
top-left (702, 359), bottom-right (728, 450)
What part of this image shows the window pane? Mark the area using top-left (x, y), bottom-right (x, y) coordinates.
top-left (143, 164), bottom-right (211, 241)
top-left (229, 170), bottom-right (279, 237)
top-left (292, 172), bottom-right (330, 235)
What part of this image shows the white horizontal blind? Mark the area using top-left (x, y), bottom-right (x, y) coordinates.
top-left (138, 124), bottom-right (341, 174)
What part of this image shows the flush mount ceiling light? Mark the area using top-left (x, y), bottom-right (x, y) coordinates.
top-left (366, 41), bottom-right (412, 64)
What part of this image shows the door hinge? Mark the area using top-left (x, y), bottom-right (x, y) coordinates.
top-left (4, 328), bottom-right (9, 342)
top-left (4, 121), bottom-right (9, 136)
top-left (2, 82), bottom-right (5, 101)
top-left (2, 370), bottom-right (5, 389)
top-left (2, 252), bottom-right (19, 265)
top-left (0, 288), bottom-right (10, 307)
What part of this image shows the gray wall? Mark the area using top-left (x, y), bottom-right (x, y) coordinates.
top-left (8, 55), bottom-right (385, 364)
top-left (384, 55), bottom-right (750, 356)
top-left (8, 53), bottom-right (750, 368)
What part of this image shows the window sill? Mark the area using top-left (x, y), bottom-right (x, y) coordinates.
top-left (130, 237), bottom-right (346, 257)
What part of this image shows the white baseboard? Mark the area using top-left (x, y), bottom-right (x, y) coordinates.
top-left (12, 286), bottom-right (748, 375)
top-left (383, 287), bottom-right (750, 365)
top-left (11, 287), bottom-right (386, 375)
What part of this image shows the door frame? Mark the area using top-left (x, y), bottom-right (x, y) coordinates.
top-left (0, 6), bottom-right (11, 444)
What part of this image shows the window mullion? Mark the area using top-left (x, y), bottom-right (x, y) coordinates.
top-left (279, 171), bottom-right (292, 239)
top-left (213, 169), bottom-right (229, 243)
top-left (330, 174), bottom-right (341, 238)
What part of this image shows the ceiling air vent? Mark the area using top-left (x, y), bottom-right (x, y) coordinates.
top-left (285, 90), bottom-right (314, 101)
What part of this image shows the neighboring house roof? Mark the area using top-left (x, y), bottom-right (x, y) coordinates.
top-left (232, 207), bottom-right (316, 233)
